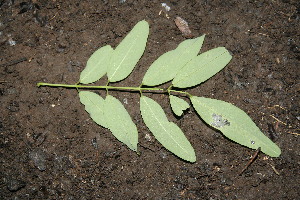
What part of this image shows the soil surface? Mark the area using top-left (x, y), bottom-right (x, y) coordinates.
top-left (1, 0), bottom-right (299, 199)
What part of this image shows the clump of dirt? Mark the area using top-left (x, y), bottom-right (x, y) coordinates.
top-left (1, 0), bottom-right (299, 199)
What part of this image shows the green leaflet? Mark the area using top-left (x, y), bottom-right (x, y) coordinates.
top-left (140, 96), bottom-right (196, 162)
top-left (80, 92), bottom-right (138, 151)
top-left (104, 95), bottom-right (138, 151)
top-left (169, 95), bottom-right (190, 116)
top-left (142, 35), bottom-right (205, 86)
top-left (190, 96), bottom-right (281, 157)
top-left (79, 91), bottom-right (108, 128)
top-left (80, 45), bottom-right (113, 84)
top-left (107, 20), bottom-right (149, 82)
top-left (172, 47), bottom-right (232, 88)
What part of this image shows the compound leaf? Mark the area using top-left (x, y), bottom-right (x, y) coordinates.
top-left (79, 91), bottom-right (108, 128)
top-left (169, 95), bottom-right (190, 116)
top-left (172, 47), bottom-right (232, 88)
top-left (142, 35), bottom-right (205, 86)
top-left (80, 45), bottom-right (113, 84)
top-left (108, 20), bottom-right (149, 82)
top-left (104, 95), bottom-right (138, 151)
top-left (190, 96), bottom-right (281, 157)
top-left (140, 96), bottom-right (196, 162)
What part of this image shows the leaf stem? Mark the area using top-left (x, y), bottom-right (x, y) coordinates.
top-left (37, 82), bottom-right (164, 92)
top-left (37, 82), bottom-right (193, 97)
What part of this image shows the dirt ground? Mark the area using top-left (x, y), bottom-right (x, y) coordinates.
top-left (1, 0), bottom-right (299, 199)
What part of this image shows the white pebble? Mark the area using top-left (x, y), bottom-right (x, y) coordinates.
top-left (161, 3), bottom-right (171, 11)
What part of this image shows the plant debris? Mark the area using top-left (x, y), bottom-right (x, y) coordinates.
top-left (174, 16), bottom-right (192, 38)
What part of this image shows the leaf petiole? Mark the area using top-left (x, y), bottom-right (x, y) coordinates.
top-left (168, 89), bottom-right (192, 97)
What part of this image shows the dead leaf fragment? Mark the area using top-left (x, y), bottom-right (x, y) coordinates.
top-left (174, 16), bottom-right (192, 38)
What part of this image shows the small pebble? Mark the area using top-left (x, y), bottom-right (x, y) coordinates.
top-left (161, 3), bottom-right (171, 12)
top-left (7, 34), bottom-right (16, 46)
top-left (54, 155), bottom-right (74, 172)
top-left (7, 101), bottom-right (19, 112)
top-left (91, 137), bottom-right (98, 149)
top-left (6, 178), bottom-right (26, 192)
top-left (145, 133), bottom-right (152, 141)
top-left (159, 151), bottom-right (168, 159)
top-left (33, 132), bottom-right (47, 146)
top-left (29, 149), bottom-right (47, 171)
